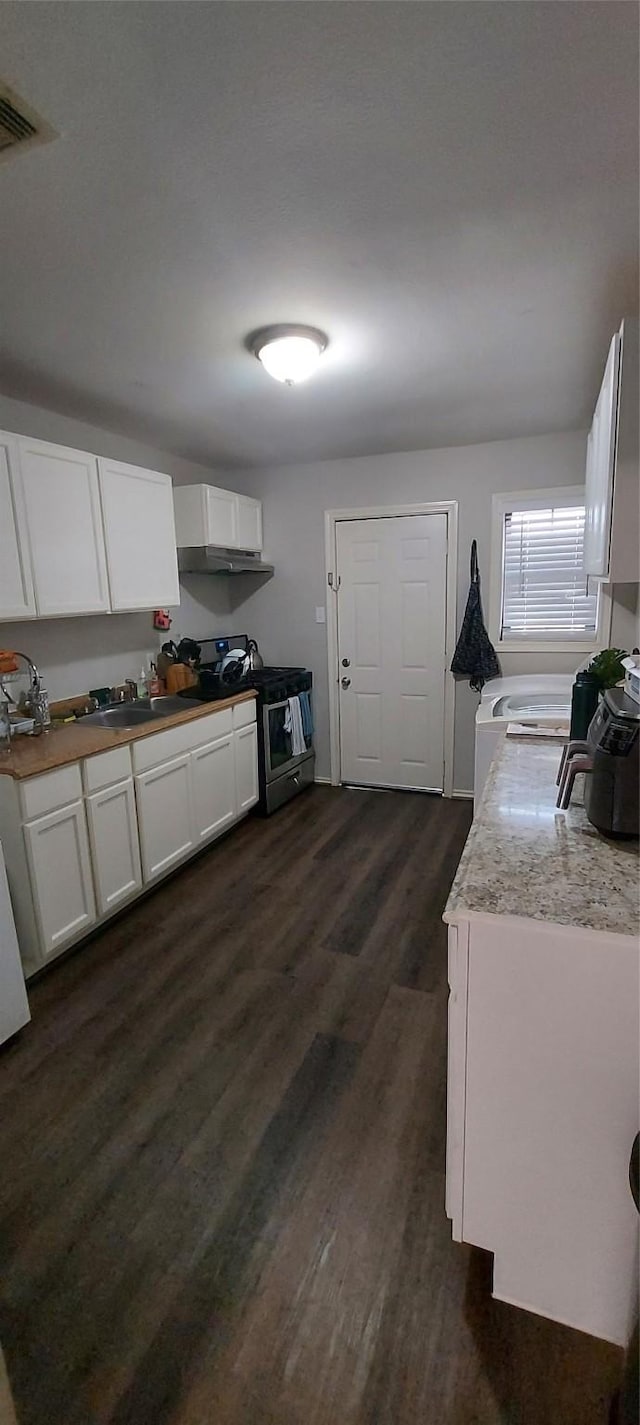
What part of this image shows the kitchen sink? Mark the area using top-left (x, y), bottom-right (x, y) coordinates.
top-left (137, 695), bottom-right (204, 715)
top-left (81, 694), bottom-right (205, 730)
top-left (81, 705), bottom-right (166, 729)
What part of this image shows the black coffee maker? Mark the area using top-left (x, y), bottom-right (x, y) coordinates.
top-left (584, 688), bottom-right (640, 838)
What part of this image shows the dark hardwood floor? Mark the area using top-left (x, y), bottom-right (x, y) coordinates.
top-left (0, 786), bottom-right (622, 1424)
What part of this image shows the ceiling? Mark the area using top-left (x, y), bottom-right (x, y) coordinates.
top-left (0, 1), bottom-right (638, 470)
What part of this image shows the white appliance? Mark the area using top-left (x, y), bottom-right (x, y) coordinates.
top-left (474, 674), bottom-right (574, 804)
top-left (0, 839), bottom-right (30, 1045)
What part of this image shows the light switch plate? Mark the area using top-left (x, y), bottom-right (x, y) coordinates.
top-left (315, 606), bottom-right (326, 624)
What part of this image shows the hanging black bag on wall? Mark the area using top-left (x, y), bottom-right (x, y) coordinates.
top-left (451, 540), bottom-right (501, 693)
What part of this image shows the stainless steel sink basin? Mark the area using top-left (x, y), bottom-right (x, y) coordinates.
top-left (81, 705), bottom-right (166, 729)
top-left (81, 694), bottom-right (204, 730)
top-left (137, 695), bottom-right (204, 715)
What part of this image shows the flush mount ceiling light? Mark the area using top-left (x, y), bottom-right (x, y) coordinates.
top-left (248, 325), bottom-right (328, 385)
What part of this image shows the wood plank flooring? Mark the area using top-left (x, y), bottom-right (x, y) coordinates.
top-left (0, 786), bottom-right (622, 1424)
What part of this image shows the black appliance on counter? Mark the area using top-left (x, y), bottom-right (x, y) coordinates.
top-left (584, 687), bottom-right (640, 838)
top-left (178, 634), bottom-right (315, 815)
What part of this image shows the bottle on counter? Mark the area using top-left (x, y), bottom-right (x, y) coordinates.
top-left (147, 662), bottom-right (162, 697)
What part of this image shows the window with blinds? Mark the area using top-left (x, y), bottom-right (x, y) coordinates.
top-left (501, 504), bottom-right (598, 640)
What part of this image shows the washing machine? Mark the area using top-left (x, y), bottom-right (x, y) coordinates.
top-left (474, 673), bottom-right (574, 805)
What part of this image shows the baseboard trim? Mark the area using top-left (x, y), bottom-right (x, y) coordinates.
top-left (315, 776), bottom-right (474, 799)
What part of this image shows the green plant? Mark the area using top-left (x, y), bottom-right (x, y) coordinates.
top-left (586, 647), bottom-right (627, 689)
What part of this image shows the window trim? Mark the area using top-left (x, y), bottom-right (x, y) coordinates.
top-left (488, 487), bottom-right (611, 654)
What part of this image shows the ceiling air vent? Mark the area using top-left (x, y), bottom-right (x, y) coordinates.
top-left (0, 81), bottom-right (57, 163)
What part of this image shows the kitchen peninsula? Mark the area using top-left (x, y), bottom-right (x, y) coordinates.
top-left (445, 733), bottom-right (639, 1346)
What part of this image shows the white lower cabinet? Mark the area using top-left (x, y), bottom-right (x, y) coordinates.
top-left (86, 778), bottom-right (142, 915)
top-left (446, 913), bottom-right (639, 1346)
top-left (23, 800), bottom-right (96, 959)
top-left (235, 723), bottom-right (259, 813)
top-left (191, 733), bottom-right (236, 842)
top-left (0, 700), bottom-right (259, 976)
top-left (135, 753), bottom-right (194, 883)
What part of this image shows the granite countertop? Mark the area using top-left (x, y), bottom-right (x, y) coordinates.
top-left (444, 734), bottom-right (639, 937)
top-left (0, 690), bottom-right (257, 780)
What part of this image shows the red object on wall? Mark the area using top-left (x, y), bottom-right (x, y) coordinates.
top-left (153, 610), bottom-right (172, 631)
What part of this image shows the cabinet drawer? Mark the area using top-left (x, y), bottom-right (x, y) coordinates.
top-left (232, 698), bottom-right (257, 730)
top-left (20, 762), bottom-right (83, 821)
top-left (132, 708), bottom-right (233, 773)
top-left (83, 745), bottom-right (132, 793)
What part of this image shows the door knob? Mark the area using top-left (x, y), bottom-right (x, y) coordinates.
top-left (341, 658), bottom-right (351, 668)
top-left (341, 676), bottom-right (351, 689)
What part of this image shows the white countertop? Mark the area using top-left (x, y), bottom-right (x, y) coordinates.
top-left (444, 733), bottom-right (639, 937)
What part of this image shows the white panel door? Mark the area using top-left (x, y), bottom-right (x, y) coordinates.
top-left (583, 330), bottom-right (621, 578)
top-left (336, 513), bottom-right (447, 790)
top-left (135, 753), bottom-right (194, 882)
top-left (0, 432), bottom-right (36, 620)
top-left (18, 438), bottom-right (109, 615)
top-left (235, 723), bottom-right (259, 812)
top-left (98, 459), bottom-right (180, 610)
top-left (205, 486), bottom-right (237, 547)
top-left (86, 778), bottom-right (142, 915)
top-left (191, 733), bottom-right (237, 842)
top-left (24, 801), bottom-right (96, 959)
top-left (236, 495), bottom-right (263, 552)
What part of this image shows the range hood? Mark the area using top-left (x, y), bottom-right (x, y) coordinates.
top-left (177, 545), bottom-right (274, 576)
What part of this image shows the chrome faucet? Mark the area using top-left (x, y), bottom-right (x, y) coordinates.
top-left (11, 652), bottom-right (49, 732)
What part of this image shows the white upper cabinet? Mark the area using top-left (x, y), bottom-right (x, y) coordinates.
top-left (0, 431), bottom-right (36, 620)
top-left (0, 430), bottom-right (181, 620)
top-left (173, 483), bottom-right (263, 553)
top-left (98, 458), bottom-right (180, 610)
top-left (18, 437), bottom-right (110, 616)
top-left (205, 485), bottom-right (238, 547)
top-left (236, 494), bottom-right (263, 553)
top-left (584, 319), bottom-right (639, 582)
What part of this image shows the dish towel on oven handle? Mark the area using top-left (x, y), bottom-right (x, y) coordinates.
top-left (284, 695), bottom-right (306, 756)
top-left (298, 690), bottom-right (313, 739)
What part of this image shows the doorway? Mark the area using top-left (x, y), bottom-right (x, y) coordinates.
top-left (325, 502), bottom-right (458, 795)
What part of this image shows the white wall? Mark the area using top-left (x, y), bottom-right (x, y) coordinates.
top-left (0, 393), bottom-right (231, 698)
top-left (226, 429), bottom-right (611, 792)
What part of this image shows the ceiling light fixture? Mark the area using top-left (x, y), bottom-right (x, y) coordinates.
top-left (248, 325), bottom-right (328, 385)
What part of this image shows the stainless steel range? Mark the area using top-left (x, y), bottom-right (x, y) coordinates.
top-left (250, 665), bottom-right (315, 815)
top-left (179, 635), bottom-right (315, 815)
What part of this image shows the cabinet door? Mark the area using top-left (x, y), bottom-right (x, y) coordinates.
top-left (191, 733), bottom-right (236, 842)
top-left (86, 778), bottom-right (142, 915)
top-left (236, 495), bottom-right (263, 552)
top-left (135, 753), bottom-right (194, 882)
top-left (98, 459), bottom-right (180, 610)
top-left (24, 801), bottom-right (96, 959)
top-left (234, 723), bottom-right (259, 813)
top-left (18, 437), bottom-right (109, 615)
top-left (205, 486), bottom-right (237, 547)
top-left (583, 331), bottom-right (621, 578)
top-left (445, 922), bottom-right (469, 1241)
top-left (0, 431), bottom-right (36, 620)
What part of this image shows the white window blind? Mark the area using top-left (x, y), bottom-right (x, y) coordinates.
top-left (501, 504), bottom-right (598, 640)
